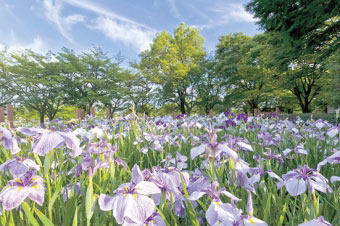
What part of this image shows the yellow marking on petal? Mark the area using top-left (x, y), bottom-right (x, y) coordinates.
top-left (124, 186), bottom-right (128, 192)
top-left (32, 184), bottom-right (39, 189)
top-left (249, 217), bottom-right (255, 224)
top-left (49, 130), bottom-right (54, 133)
top-left (104, 146), bottom-right (107, 150)
top-left (18, 186), bottom-right (23, 191)
top-left (133, 194), bottom-right (137, 198)
top-left (215, 201), bottom-right (219, 206)
top-left (7, 186), bottom-right (12, 189)
top-left (31, 176), bottom-right (38, 182)
top-left (16, 178), bottom-right (22, 183)
top-left (123, 194), bottom-right (127, 197)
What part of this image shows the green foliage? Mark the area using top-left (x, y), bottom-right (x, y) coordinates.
top-left (282, 113), bottom-right (337, 124)
top-left (246, 0), bottom-right (340, 57)
top-left (6, 50), bottom-right (64, 123)
top-left (137, 23), bottom-right (206, 114)
top-left (215, 33), bottom-right (280, 112)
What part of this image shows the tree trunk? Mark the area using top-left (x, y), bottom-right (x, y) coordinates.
top-left (302, 103), bottom-right (311, 113)
top-left (39, 111), bottom-right (45, 124)
top-left (180, 98), bottom-right (186, 114)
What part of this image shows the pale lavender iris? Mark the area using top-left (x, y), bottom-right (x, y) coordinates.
top-left (190, 131), bottom-right (238, 161)
top-left (98, 165), bottom-right (161, 225)
top-left (0, 170), bottom-right (44, 210)
top-left (317, 149), bottom-right (340, 171)
top-left (123, 212), bottom-right (166, 226)
top-left (277, 165), bottom-right (332, 196)
top-left (0, 156), bottom-right (40, 177)
top-left (168, 152), bottom-right (188, 169)
top-left (18, 127), bottom-right (82, 157)
top-left (298, 216), bottom-right (332, 226)
top-left (189, 181), bottom-right (240, 203)
top-left (0, 127), bottom-right (20, 154)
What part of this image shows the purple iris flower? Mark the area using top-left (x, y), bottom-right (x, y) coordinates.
top-left (257, 131), bottom-right (279, 147)
top-left (168, 152), bottom-right (188, 170)
top-left (18, 127), bottom-right (82, 157)
top-left (282, 144), bottom-right (309, 157)
top-left (298, 216), bottom-right (332, 226)
top-left (263, 148), bottom-right (284, 164)
top-left (0, 156), bottom-right (40, 178)
top-left (225, 119), bottom-right (236, 128)
top-left (0, 170), bottom-right (44, 210)
top-left (98, 165), bottom-right (161, 225)
top-left (317, 149), bottom-right (340, 171)
top-left (224, 111), bottom-right (235, 118)
top-left (68, 152), bottom-right (112, 177)
top-left (0, 127), bottom-right (20, 154)
top-left (86, 139), bottom-right (116, 155)
top-left (62, 182), bottom-right (84, 202)
top-left (123, 212), bottom-right (165, 226)
top-left (330, 176), bottom-right (340, 184)
top-left (277, 165), bottom-right (332, 196)
top-left (190, 132), bottom-right (238, 161)
top-left (189, 181), bottom-right (240, 203)
top-left (236, 113), bottom-right (248, 122)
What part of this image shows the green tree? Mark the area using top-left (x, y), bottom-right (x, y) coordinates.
top-left (215, 33), bottom-right (275, 113)
top-left (137, 23), bottom-right (206, 114)
top-left (195, 56), bottom-right (226, 113)
top-left (319, 49), bottom-right (340, 108)
top-left (8, 50), bottom-right (64, 123)
top-left (246, 0), bottom-right (340, 57)
top-left (123, 70), bottom-right (155, 115)
top-left (0, 49), bottom-right (14, 105)
top-left (57, 47), bottom-right (122, 112)
top-left (264, 33), bottom-right (326, 113)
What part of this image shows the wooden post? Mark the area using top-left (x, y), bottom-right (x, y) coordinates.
top-left (275, 107), bottom-right (280, 116)
top-left (90, 108), bottom-right (95, 117)
top-left (208, 110), bottom-right (214, 119)
top-left (172, 112), bottom-right (177, 120)
top-left (80, 109), bottom-right (85, 120)
top-left (0, 106), bottom-right (4, 123)
top-left (76, 109), bottom-right (80, 119)
top-left (254, 108), bottom-right (258, 117)
top-left (7, 104), bottom-right (14, 128)
top-left (106, 107), bottom-right (111, 119)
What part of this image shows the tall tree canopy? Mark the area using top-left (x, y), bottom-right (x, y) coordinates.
top-left (246, 0), bottom-right (340, 57)
top-left (215, 33), bottom-right (276, 112)
top-left (137, 23), bottom-right (206, 114)
top-left (7, 51), bottom-right (64, 123)
top-left (0, 50), bottom-right (13, 105)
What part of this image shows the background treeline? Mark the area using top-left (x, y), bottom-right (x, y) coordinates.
top-left (0, 0), bottom-right (339, 123)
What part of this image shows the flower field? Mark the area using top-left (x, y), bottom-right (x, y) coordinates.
top-left (0, 112), bottom-right (339, 225)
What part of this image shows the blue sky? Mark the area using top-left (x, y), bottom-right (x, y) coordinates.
top-left (0, 0), bottom-right (261, 64)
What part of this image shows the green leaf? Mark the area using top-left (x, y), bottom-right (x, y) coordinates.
top-left (21, 202), bottom-right (39, 226)
top-left (72, 206), bottom-right (78, 226)
top-left (34, 207), bottom-right (54, 226)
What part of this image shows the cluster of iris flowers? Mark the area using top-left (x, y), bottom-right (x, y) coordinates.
top-left (0, 111), bottom-right (339, 225)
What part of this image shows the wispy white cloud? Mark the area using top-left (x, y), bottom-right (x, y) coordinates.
top-left (41, 0), bottom-right (86, 44)
top-left (213, 3), bottom-right (256, 23)
top-left (63, 0), bottom-right (155, 30)
top-left (191, 3), bottom-right (257, 30)
top-left (64, 14), bottom-right (85, 25)
top-left (0, 36), bottom-right (49, 53)
top-left (91, 17), bottom-right (155, 52)
top-left (61, 0), bottom-right (157, 51)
